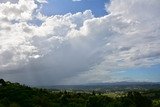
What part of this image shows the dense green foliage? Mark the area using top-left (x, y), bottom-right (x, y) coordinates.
top-left (0, 79), bottom-right (160, 107)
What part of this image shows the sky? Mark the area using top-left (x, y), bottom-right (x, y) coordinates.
top-left (0, 0), bottom-right (160, 85)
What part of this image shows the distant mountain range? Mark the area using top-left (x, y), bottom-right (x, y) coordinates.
top-left (86, 81), bottom-right (160, 86)
top-left (38, 81), bottom-right (160, 90)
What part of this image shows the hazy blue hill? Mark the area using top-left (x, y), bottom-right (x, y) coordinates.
top-left (87, 81), bottom-right (160, 85)
top-left (39, 82), bottom-right (160, 91)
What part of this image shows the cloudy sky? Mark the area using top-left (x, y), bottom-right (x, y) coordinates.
top-left (0, 0), bottom-right (160, 85)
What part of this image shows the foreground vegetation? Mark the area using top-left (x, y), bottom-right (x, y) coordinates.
top-left (0, 79), bottom-right (160, 107)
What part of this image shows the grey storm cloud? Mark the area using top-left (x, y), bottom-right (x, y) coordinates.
top-left (0, 0), bottom-right (160, 85)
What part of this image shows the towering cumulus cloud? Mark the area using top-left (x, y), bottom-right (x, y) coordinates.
top-left (0, 0), bottom-right (160, 85)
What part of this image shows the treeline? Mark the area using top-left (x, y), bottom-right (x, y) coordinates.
top-left (0, 79), bottom-right (160, 107)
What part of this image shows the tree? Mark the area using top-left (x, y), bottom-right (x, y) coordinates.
top-left (0, 79), bottom-right (6, 86)
top-left (126, 91), bottom-right (152, 107)
top-left (87, 96), bottom-right (113, 107)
